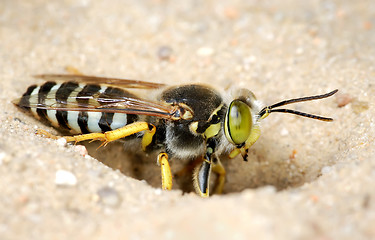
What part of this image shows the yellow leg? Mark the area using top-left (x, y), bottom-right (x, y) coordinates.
top-left (193, 159), bottom-right (211, 198)
top-left (37, 122), bottom-right (152, 148)
top-left (157, 152), bottom-right (172, 190)
top-left (141, 124), bottom-right (156, 151)
top-left (36, 129), bottom-right (60, 140)
top-left (212, 157), bottom-right (226, 195)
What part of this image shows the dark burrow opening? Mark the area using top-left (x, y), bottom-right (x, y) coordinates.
top-left (82, 135), bottom-right (316, 196)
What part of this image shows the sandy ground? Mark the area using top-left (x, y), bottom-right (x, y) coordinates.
top-left (1, 0), bottom-right (374, 239)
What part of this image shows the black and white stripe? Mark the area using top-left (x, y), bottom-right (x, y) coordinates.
top-left (36, 82), bottom-right (56, 122)
top-left (76, 84), bottom-right (102, 134)
top-left (15, 82), bottom-right (138, 134)
top-left (55, 82), bottom-right (79, 130)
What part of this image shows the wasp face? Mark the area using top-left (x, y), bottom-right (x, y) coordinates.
top-left (223, 89), bottom-right (261, 160)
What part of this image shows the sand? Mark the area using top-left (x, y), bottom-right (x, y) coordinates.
top-left (0, 0), bottom-right (374, 239)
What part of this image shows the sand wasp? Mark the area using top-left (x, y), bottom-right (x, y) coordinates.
top-left (13, 74), bottom-right (337, 197)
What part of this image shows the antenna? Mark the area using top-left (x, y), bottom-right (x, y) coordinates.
top-left (258, 89), bottom-right (338, 121)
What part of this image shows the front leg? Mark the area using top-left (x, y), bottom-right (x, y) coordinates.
top-left (193, 159), bottom-right (212, 197)
top-left (193, 138), bottom-right (217, 197)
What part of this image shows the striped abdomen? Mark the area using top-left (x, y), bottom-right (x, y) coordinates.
top-left (14, 81), bottom-right (138, 134)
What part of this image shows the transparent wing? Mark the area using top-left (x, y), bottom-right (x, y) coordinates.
top-left (34, 74), bottom-right (166, 89)
top-left (14, 85), bottom-right (180, 120)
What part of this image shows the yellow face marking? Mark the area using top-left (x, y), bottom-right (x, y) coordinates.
top-left (203, 123), bottom-right (221, 139)
top-left (201, 103), bottom-right (224, 139)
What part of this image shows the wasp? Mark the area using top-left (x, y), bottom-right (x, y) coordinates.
top-left (13, 74), bottom-right (337, 197)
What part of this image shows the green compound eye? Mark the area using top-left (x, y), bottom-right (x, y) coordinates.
top-left (225, 100), bottom-right (253, 145)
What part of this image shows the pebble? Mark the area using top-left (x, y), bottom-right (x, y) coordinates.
top-left (97, 186), bottom-right (122, 208)
top-left (74, 145), bottom-right (88, 157)
top-left (154, 188), bottom-right (162, 195)
top-left (157, 46), bottom-right (173, 61)
top-left (295, 47), bottom-right (304, 55)
top-left (335, 93), bottom-right (353, 107)
top-left (196, 47), bottom-right (214, 56)
top-left (321, 166), bottom-right (332, 175)
top-left (56, 138), bottom-right (67, 147)
top-left (55, 170), bottom-right (77, 187)
top-left (280, 127), bottom-right (289, 136)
